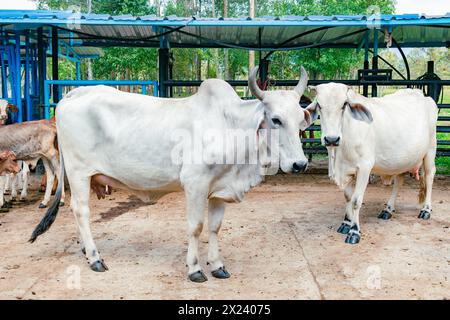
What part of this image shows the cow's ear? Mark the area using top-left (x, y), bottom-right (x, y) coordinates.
top-left (7, 104), bottom-right (19, 113)
top-left (346, 88), bottom-right (373, 123)
top-left (300, 100), bottom-right (319, 130)
top-left (347, 102), bottom-right (373, 123)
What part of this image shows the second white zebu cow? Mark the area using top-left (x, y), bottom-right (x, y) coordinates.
top-left (306, 84), bottom-right (438, 244)
top-left (30, 67), bottom-right (314, 282)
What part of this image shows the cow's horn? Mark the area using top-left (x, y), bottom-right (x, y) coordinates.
top-left (248, 66), bottom-right (265, 101)
top-left (294, 66), bottom-right (308, 97)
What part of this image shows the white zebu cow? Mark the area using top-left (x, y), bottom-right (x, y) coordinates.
top-left (306, 84), bottom-right (438, 244)
top-left (30, 67), bottom-right (313, 282)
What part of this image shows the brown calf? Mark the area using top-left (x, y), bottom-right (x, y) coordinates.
top-left (0, 120), bottom-right (65, 208)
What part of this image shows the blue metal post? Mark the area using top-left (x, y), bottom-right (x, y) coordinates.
top-left (7, 45), bottom-right (15, 106)
top-left (76, 61), bottom-right (81, 80)
top-left (25, 31), bottom-right (32, 121)
top-left (44, 81), bottom-right (50, 120)
top-left (0, 49), bottom-right (7, 99)
top-left (14, 33), bottom-right (22, 122)
top-left (38, 27), bottom-right (47, 119)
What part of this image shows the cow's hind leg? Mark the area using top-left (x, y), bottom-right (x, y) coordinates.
top-left (208, 198), bottom-right (230, 279)
top-left (418, 149), bottom-right (436, 220)
top-left (185, 187), bottom-right (208, 282)
top-left (337, 183), bottom-right (353, 234)
top-left (345, 167), bottom-right (371, 244)
top-left (20, 162), bottom-right (29, 201)
top-left (39, 159), bottom-right (55, 208)
top-left (378, 175), bottom-right (403, 220)
top-left (70, 175), bottom-right (107, 272)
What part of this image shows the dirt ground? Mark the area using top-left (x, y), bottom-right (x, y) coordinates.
top-left (0, 165), bottom-right (449, 300)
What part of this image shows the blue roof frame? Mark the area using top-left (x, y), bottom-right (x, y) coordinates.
top-left (0, 10), bottom-right (449, 49)
top-left (0, 10), bottom-right (449, 27)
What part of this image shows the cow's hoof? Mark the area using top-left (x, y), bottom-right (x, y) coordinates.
top-left (3, 191), bottom-right (10, 195)
top-left (418, 210), bottom-right (431, 220)
top-left (59, 201), bottom-right (65, 207)
top-left (188, 270), bottom-right (208, 283)
top-left (378, 210), bottom-right (392, 220)
top-left (0, 206), bottom-right (9, 213)
top-left (90, 260), bottom-right (108, 272)
top-left (38, 203), bottom-right (47, 209)
top-left (337, 223), bottom-right (351, 234)
top-left (345, 232), bottom-right (360, 244)
top-left (211, 267), bottom-right (230, 279)
top-left (19, 198), bottom-right (27, 203)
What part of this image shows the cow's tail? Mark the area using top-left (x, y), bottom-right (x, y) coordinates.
top-left (29, 149), bottom-right (65, 243)
top-left (418, 167), bottom-right (426, 205)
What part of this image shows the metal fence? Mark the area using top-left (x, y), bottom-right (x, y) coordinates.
top-left (44, 79), bottom-right (158, 120)
top-left (164, 79), bottom-right (450, 157)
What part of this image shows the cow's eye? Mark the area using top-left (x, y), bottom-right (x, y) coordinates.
top-left (272, 118), bottom-right (282, 127)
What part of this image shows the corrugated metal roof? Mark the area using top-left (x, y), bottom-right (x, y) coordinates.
top-left (0, 10), bottom-right (449, 49)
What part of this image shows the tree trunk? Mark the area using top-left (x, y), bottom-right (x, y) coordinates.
top-left (212, 0), bottom-right (221, 78)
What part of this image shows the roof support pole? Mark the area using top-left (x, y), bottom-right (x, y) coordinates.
top-left (25, 31), bottom-right (32, 121)
top-left (371, 28), bottom-right (379, 97)
top-left (14, 32), bottom-right (22, 122)
top-left (158, 36), bottom-right (170, 98)
top-left (37, 27), bottom-right (47, 119)
top-left (51, 26), bottom-right (59, 110)
top-left (1, 45), bottom-right (7, 99)
top-left (363, 31), bottom-right (369, 97)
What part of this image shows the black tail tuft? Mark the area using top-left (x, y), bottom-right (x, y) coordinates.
top-left (29, 149), bottom-right (65, 243)
top-left (29, 189), bottom-right (62, 243)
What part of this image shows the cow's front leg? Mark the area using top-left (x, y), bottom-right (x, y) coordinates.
top-left (337, 183), bottom-right (353, 234)
top-left (208, 198), bottom-right (230, 279)
top-left (11, 173), bottom-right (18, 201)
top-left (185, 187), bottom-right (208, 282)
top-left (3, 173), bottom-right (11, 195)
top-left (378, 175), bottom-right (403, 220)
top-left (0, 176), bottom-right (8, 212)
top-left (345, 167), bottom-right (371, 244)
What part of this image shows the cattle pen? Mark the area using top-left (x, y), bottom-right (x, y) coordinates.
top-left (0, 9), bottom-right (449, 300)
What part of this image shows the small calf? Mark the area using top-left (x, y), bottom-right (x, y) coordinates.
top-left (0, 120), bottom-right (65, 208)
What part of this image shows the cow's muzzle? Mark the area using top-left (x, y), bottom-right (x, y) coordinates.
top-left (292, 160), bottom-right (308, 173)
top-left (324, 136), bottom-right (340, 147)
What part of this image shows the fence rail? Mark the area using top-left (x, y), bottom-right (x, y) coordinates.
top-left (164, 79), bottom-right (450, 157)
top-left (44, 79), bottom-right (158, 119)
